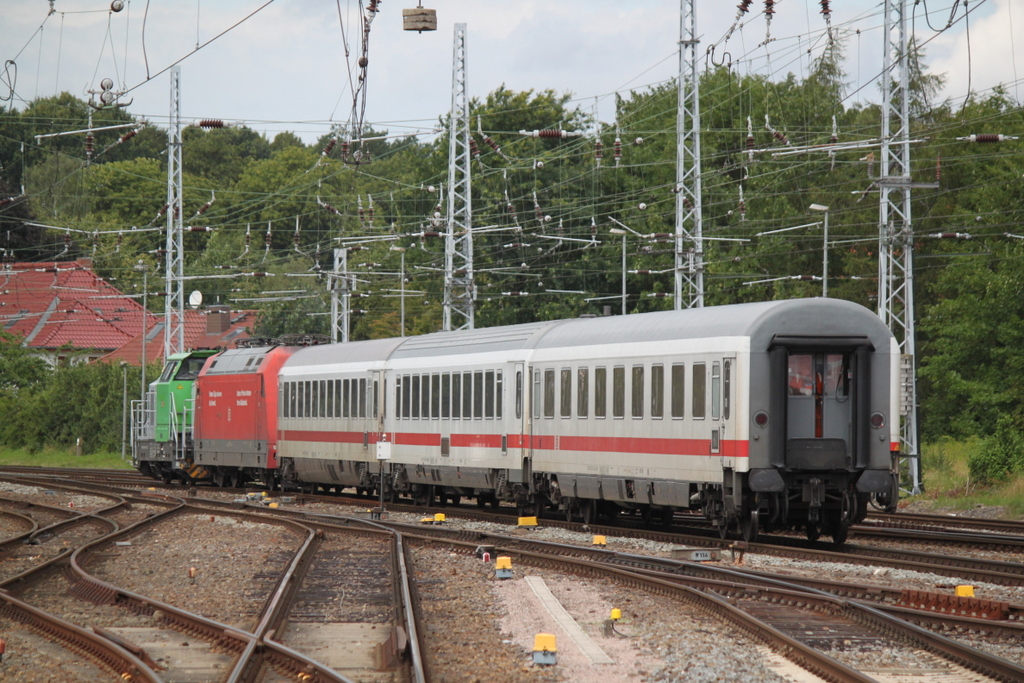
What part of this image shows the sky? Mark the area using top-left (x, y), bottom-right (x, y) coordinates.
top-left (1, 0), bottom-right (1020, 144)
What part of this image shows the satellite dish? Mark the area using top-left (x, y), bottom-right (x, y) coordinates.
top-left (188, 290), bottom-right (203, 309)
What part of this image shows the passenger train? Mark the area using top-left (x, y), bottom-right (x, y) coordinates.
top-left (132, 298), bottom-right (902, 544)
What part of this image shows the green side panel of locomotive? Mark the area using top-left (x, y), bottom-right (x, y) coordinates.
top-left (152, 350), bottom-right (219, 444)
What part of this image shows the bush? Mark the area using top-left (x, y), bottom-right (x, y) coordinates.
top-left (969, 417), bottom-right (1024, 484)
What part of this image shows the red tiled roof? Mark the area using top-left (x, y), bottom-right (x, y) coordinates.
top-left (103, 309), bottom-right (258, 366)
top-left (0, 259), bottom-right (148, 352)
top-left (1, 259), bottom-right (257, 364)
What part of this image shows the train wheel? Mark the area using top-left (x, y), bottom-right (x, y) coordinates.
top-left (805, 521), bottom-right (822, 542)
top-left (449, 494), bottom-right (461, 507)
top-left (831, 521), bottom-right (850, 545)
top-left (717, 518), bottom-right (729, 539)
top-left (741, 510), bottom-right (759, 543)
top-left (658, 508), bottom-right (674, 528)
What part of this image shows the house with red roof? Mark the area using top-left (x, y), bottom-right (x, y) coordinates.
top-left (0, 258), bottom-right (256, 365)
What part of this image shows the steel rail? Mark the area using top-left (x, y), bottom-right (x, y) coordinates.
top-left (0, 583), bottom-right (163, 682)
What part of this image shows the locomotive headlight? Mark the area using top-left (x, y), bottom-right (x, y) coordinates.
top-left (870, 412), bottom-right (886, 429)
top-left (753, 411), bottom-right (769, 428)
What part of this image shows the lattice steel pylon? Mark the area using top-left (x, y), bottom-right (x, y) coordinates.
top-left (673, 0), bottom-right (704, 309)
top-left (443, 23), bottom-right (474, 331)
top-left (878, 0), bottom-right (922, 494)
top-left (330, 247), bottom-right (351, 343)
top-left (164, 66), bottom-right (186, 358)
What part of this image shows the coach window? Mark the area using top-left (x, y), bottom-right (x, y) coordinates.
top-left (417, 374), bottom-right (427, 419)
top-left (613, 366), bottom-right (625, 418)
top-left (431, 374), bottom-right (440, 418)
top-left (304, 380), bottom-right (312, 418)
top-left (532, 371), bottom-right (541, 419)
top-left (723, 360), bottom-right (731, 420)
top-left (560, 368), bottom-right (572, 418)
top-left (651, 364), bottom-right (664, 419)
top-left (342, 379), bottom-right (350, 417)
top-left (311, 381), bottom-right (319, 418)
top-left (359, 378), bottom-right (367, 418)
top-left (632, 365), bottom-right (645, 418)
top-left (335, 380), bottom-right (342, 418)
top-left (324, 381), bottom-right (332, 418)
top-left (485, 371), bottom-right (495, 418)
top-left (320, 380), bottom-right (328, 418)
top-left (543, 369), bottom-right (556, 418)
top-left (496, 370), bottom-right (503, 418)
top-left (577, 368), bottom-right (589, 418)
top-left (515, 370), bottom-right (523, 419)
top-left (595, 367), bottom-right (607, 418)
top-left (671, 364), bottom-right (685, 418)
top-left (692, 363), bottom-right (706, 419)
top-left (463, 372), bottom-right (473, 418)
top-left (441, 374), bottom-right (451, 418)
top-left (711, 362), bottom-right (721, 420)
top-left (409, 375), bottom-right (420, 419)
top-left (473, 371), bottom-right (484, 418)
top-left (452, 373), bottom-right (462, 419)
top-left (403, 374), bottom-right (411, 417)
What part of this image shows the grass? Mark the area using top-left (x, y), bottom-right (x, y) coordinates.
top-left (0, 445), bottom-right (135, 470)
top-left (915, 436), bottom-right (1024, 518)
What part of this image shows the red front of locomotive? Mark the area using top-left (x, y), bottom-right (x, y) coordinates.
top-left (194, 345), bottom-right (297, 486)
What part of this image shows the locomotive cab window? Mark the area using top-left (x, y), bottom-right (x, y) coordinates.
top-left (158, 362), bottom-right (176, 382)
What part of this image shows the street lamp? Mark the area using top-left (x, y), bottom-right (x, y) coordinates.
top-left (134, 260), bottom-right (148, 402)
top-left (120, 361), bottom-right (128, 460)
top-left (809, 204), bottom-right (830, 297)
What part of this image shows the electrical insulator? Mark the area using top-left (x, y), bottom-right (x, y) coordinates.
top-left (341, 141), bottom-right (350, 159)
top-left (534, 159), bottom-right (544, 169)
top-left (422, 231), bottom-right (441, 238)
top-left (358, 196), bottom-right (365, 224)
top-left (85, 133), bottom-right (95, 158)
top-left (470, 138), bottom-right (481, 159)
top-left (771, 130), bottom-right (788, 145)
top-left (634, 137), bottom-right (644, 146)
top-left (64, 233), bottom-right (72, 248)
top-left (738, 0), bottom-right (752, 12)
top-left (186, 226), bottom-right (213, 232)
top-left (264, 227), bottom-right (272, 247)
top-left (738, 200), bottom-right (747, 218)
top-left (683, 197), bottom-right (693, 210)
top-left (614, 136), bottom-right (622, 166)
top-left (830, 115), bottom-right (838, 144)
top-left (929, 232), bottom-right (972, 239)
top-left (322, 138), bottom-right (337, 157)
top-left (503, 291), bottom-right (529, 296)
top-left (156, 203), bottom-right (169, 218)
top-left (638, 202), bottom-right (647, 211)
top-left (594, 140), bottom-right (603, 165)
top-left (199, 119), bottom-right (225, 129)
top-left (518, 129), bottom-right (582, 138)
top-left (764, 0), bottom-right (776, 15)
top-left (647, 292), bottom-right (671, 298)
top-left (119, 129), bottom-right (138, 144)
top-left (957, 134), bottom-right (1019, 143)
top-left (318, 196), bottom-right (343, 216)
top-left (533, 192), bottom-right (543, 223)
top-left (367, 195), bottom-right (375, 225)
top-left (746, 135), bottom-right (755, 150)
top-left (194, 192), bottom-right (215, 217)
top-left (115, 232), bottom-right (123, 253)
top-left (936, 155), bottom-right (941, 182)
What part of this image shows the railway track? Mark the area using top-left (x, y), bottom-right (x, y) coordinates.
top-left (0, 480), bottom-right (428, 682)
top-left (6, 467), bottom-right (1024, 681)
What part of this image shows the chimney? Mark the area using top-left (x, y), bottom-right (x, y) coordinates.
top-left (207, 305), bottom-right (231, 334)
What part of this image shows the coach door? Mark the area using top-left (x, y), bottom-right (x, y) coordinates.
top-left (713, 359), bottom-right (734, 464)
top-left (784, 350), bottom-right (858, 470)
